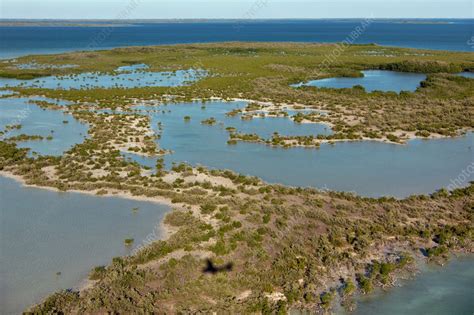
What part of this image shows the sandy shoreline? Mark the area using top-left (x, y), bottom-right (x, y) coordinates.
top-left (0, 170), bottom-right (180, 293)
top-left (191, 96), bottom-right (470, 144)
top-left (0, 170), bottom-right (175, 208)
top-left (2, 95), bottom-right (472, 311)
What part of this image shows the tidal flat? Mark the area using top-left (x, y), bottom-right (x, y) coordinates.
top-left (0, 68), bottom-right (206, 90)
top-left (291, 70), bottom-right (427, 93)
top-left (130, 100), bottom-right (474, 197)
top-left (0, 42), bottom-right (473, 313)
top-left (0, 96), bottom-right (87, 156)
top-left (0, 175), bottom-right (170, 315)
top-left (341, 255), bottom-right (474, 315)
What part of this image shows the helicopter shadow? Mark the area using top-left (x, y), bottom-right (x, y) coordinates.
top-left (202, 259), bottom-right (233, 274)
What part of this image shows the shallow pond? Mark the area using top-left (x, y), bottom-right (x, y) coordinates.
top-left (0, 90), bottom-right (18, 97)
top-left (2, 98), bottom-right (472, 197)
top-left (458, 71), bottom-right (474, 79)
top-left (0, 176), bottom-right (170, 315)
top-left (0, 68), bottom-right (206, 90)
top-left (0, 96), bottom-right (88, 156)
top-left (293, 70), bottom-right (427, 93)
top-left (135, 100), bottom-right (332, 139)
top-left (12, 62), bottom-right (78, 70)
top-left (0, 92), bottom-right (472, 314)
top-left (116, 63), bottom-right (149, 72)
top-left (126, 100), bottom-right (474, 198)
top-left (338, 256), bottom-right (474, 315)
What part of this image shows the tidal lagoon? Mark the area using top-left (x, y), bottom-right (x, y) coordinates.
top-left (0, 176), bottom-right (170, 315)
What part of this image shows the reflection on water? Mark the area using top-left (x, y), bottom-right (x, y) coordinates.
top-left (293, 70), bottom-right (427, 93)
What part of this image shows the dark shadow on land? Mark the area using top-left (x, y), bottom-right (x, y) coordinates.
top-left (419, 248), bottom-right (429, 257)
top-left (203, 259), bottom-right (233, 274)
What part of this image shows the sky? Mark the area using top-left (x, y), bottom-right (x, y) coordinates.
top-left (1, 0), bottom-right (473, 19)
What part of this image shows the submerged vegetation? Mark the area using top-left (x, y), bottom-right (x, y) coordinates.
top-left (2, 42), bottom-right (473, 144)
top-left (1, 123), bottom-right (472, 313)
top-left (0, 42), bottom-right (473, 313)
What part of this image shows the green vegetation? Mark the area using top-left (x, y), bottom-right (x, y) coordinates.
top-left (426, 246), bottom-right (448, 258)
top-left (0, 42), bottom-right (472, 313)
top-left (358, 275), bottom-right (373, 294)
top-left (89, 266), bottom-right (107, 280)
top-left (6, 134), bottom-right (44, 142)
top-left (379, 60), bottom-right (463, 73)
top-left (320, 290), bottom-right (336, 309)
top-left (3, 42), bottom-right (473, 143)
top-left (13, 135), bottom-right (469, 314)
top-left (124, 238), bottom-right (134, 246)
top-left (0, 142), bottom-right (28, 169)
top-left (201, 117), bottom-right (217, 125)
top-left (342, 279), bottom-right (356, 296)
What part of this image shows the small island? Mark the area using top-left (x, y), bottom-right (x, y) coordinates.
top-left (0, 42), bottom-right (472, 314)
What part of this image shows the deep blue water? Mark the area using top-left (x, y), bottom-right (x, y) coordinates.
top-left (1, 18), bottom-right (473, 315)
top-left (1, 19), bottom-right (473, 59)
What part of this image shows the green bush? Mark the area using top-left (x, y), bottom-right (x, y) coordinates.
top-left (320, 290), bottom-right (335, 309)
top-left (357, 275), bottom-right (373, 294)
top-left (342, 279), bottom-right (356, 296)
top-left (211, 238), bottom-right (228, 255)
top-left (164, 210), bottom-right (195, 227)
top-left (89, 266), bottom-right (106, 280)
top-left (200, 203), bottom-right (217, 214)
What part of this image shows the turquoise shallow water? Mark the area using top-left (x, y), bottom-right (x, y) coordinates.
top-left (0, 176), bottom-right (170, 315)
top-left (458, 72), bottom-right (474, 79)
top-left (341, 256), bottom-right (474, 315)
top-left (116, 63), bottom-right (149, 72)
top-left (0, 68), bottom-right (206, 90)
top-left (0, 90), bottom-right (18, 97)
top-left (1, 19), bottom-right (473, 314)
top-left (293, 70), bottom-right (427, 93)
top-left (0, 94), bottom-right (472, 313)
top-left (14, 62), bottom-right (78, 70)
top-left (1, 97), bottom-right (472, 197)
top-left (0, 97), bottom-right (88, 156)
top-left (127, 101), bottom-right (474, 198)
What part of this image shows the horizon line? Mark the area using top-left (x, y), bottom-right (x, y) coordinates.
top-left (1, 17), bottom-right (473, 21)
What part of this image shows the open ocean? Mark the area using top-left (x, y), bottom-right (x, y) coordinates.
top-left (0, 19), bottom-right (473, 59)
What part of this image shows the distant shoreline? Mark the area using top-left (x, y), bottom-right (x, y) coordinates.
top-left (0, 18), bottom-right (472, 27)
top-left (1, 20), bottom-right (472, 60)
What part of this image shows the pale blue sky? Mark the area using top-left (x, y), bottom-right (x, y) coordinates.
top-left (1, 0), bottom-right (472, 19)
